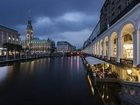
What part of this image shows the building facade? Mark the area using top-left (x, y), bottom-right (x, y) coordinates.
top-left (57, 41), bottom-right (76, 53)
top-left (100, 0), bottom-right (139, 33)
top-left (22, 18), bottom-right (55, 54)
top-left (0, 25), bottom-right (20, 56)
top-left (83, 1), bottom-right (140, 67)
top-left (22, 38), bottom-right (55, 54)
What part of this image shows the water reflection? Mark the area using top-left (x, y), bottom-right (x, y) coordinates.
top-left (0, 66), bottom-right (13, 84)
top-left (70, 56), bottom-right (73, 70)
top-left (0, 57), bottom-right (103, 104)
top-left (97, 83), bottom-right (121, 105)
top-left (77, 56), bottom-right (80, 72)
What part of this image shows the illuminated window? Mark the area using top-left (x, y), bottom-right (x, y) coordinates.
top-left (123, 44), bottom-right (133, 59)
top-left (124, 34), bottom-right (132, 42)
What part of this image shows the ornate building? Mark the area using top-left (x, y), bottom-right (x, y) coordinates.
top-left (22, 18), bottom-right (55, 54)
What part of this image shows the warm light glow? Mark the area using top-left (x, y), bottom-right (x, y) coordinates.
top-left (102, 94), bottom-right (104, 98)
top-left (123, 44), bottom-right (133, 49)
top-left (123, 44), bottom-right (133, 59)
top-left (127, 69), bottom-right (132, 75)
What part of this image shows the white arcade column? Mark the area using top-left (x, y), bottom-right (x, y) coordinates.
top-left (108, 37), bottom-right (111, 60)
top-left (133, 30), bottom-right (140, 67)
top-left (102, 40), bottom-right (105, 59)
top-left (117, 36), bottom-right (121, 63)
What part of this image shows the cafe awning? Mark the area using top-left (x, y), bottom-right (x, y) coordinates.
top-left (85, 57), bottom-right (104, 65)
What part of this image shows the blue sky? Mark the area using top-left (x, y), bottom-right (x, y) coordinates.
top-left (0, 0), bottom-right (104, 48)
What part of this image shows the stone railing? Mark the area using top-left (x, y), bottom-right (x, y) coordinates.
top-left (120, 81), bottom-right (140, 105)
top-left (110, 57), bottom-right (117, 62)
top-left (120, 58), bottom-right (133, 67)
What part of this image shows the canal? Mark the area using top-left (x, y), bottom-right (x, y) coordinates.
top-left (0, 56), bottom-right (103, 105)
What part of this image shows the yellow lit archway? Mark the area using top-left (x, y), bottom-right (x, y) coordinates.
top-left (104, 36), bottom-right (108, 56)
top-left (121, 23), bottom-right (135, 59)
top-left (110, 32), bottom-right (117, 57)
top-left (100, 39), bottom-right (103, 56)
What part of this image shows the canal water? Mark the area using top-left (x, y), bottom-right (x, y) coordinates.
top-left (0, 56), bottom-right (103, 105)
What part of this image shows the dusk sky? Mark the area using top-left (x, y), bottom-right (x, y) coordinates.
top-left (0, 0), bottom-right (104, 48)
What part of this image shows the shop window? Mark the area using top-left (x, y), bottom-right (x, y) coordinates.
top-left (124, 34), bottom-right (132, 42)
top-left (123, 44), bottom-right (133, 59)
top-left (114, 38), bottom-right (117, 44)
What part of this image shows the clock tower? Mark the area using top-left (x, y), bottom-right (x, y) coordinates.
top-left (26, 17), bottom-right (33, 49)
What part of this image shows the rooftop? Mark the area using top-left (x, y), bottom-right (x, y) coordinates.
top-left (0, 25), bottom-right (18, 33)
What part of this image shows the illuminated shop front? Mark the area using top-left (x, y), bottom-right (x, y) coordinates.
top-left (100, 40), bottom-right (103, 56)
top-left (104, 64), bottom-right (140, 82)
top-left (104, 36), bottom-right (108, 56)
top-left (121, 23), bottom-right (134, 60)
top-left (110, 32), bottom-right (117, 57)
top-left (86, 56), bottom-right (140, 82)
top-left (0, 48), bottom-right (7, 56)
top-left (122, 34), bottom-right (133, 59)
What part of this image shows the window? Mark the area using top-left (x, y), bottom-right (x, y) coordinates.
top-left (127, 0), bottom-right (132, 6)
top-left (124, 34), bottom-right (132, 42)
top-left (114, 38), bottom-right (117, 44)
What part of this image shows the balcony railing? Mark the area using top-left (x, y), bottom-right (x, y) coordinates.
top-left (120, 58), bottom-right (133, 67)
top-left (110, 57), bottom-right (117, 62)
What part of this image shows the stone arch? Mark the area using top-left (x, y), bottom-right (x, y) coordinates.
top-left (120, 23), bottom-right (135, 59)
top-left (119, 20), bottom-right (136, 33)
top-left (103, 36), bottom-right (109, 56)
top-left (110, 32), bottom-right (117, 57)
top-left (100, 39), bottom-right (103, 56)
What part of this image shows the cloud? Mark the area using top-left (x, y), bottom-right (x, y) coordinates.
top-left (52, 28), bottom-right (92, 48)
top-left (34, 17), bottom-right (54, 27)
top-left (0, 0), bottom-right (104, 48)
top-left (15, 11), bottom-right (97, 48)
top-left (55, 12), bottom-right (98, 24)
